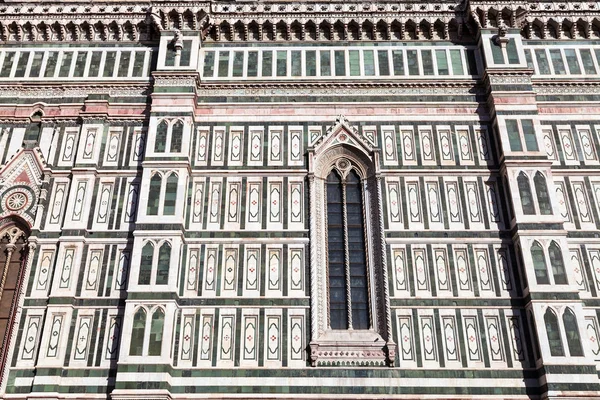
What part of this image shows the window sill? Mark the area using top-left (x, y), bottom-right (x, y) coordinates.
top-left (309, 330), bottom-right (395, 367)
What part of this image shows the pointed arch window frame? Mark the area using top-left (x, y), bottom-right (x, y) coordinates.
top-left (146, 170), bottom-right (179, 217)
top-left (153, 118), bottom-right (186, 154)
top-left (307, 119), bottom-right (395, 367)
top-left (128, 305), bottom-right (166, 357)
top-left (137, 239), bottom-right (172, 286)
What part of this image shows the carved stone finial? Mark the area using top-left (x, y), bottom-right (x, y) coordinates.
top-left (493, 21), bottom-right (509, 47)
top-left (171, 28), bottom-right (183, 49)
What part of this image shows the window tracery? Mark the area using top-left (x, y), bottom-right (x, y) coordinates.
top-left (308, 117), bottom-right (395, 367)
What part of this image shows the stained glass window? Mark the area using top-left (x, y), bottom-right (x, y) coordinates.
top-left (129, 308), bottom-right (146, 356)
top-left (148, 308), bottom-right (165, 356)
top-left (531, 241), bottom-right (549, 285)
top-left (545, 309), bottom-right (564, 356)
top-left (518, 173), bottom-right (535, 215)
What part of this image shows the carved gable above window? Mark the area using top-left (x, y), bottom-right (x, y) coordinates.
top-left (0, 148), bottom-right (45, 226)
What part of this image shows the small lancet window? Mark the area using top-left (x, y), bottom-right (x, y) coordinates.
top-left (129, 308), bottom-right (146, 356)
top-left (156, 242), bottom-right (171, 285)
top-left (149, 308), bottom-right (165, 356)
top-left (147, 174), bottom-right (162, 216)
top-left (155, 121), bottom-right (168, 153)
top-left (531, 241), bottom-right (550, 285)
top-left (163, 174), bottom-right (178, 215)
top-left (563, 308), bottom-right (583, 356)
top-left (534, 172), bottom-right (552, 215)
top-left (544, 308), bottom-right (565, 357)
top-left (326, 168), bottom-right (370, 330)
top-left (518, 172), bottom-right (535, 215)
top-left (139, 242), bottom-right (154, 285)
top-left (170, 120), bottom-right (183, 152)
top-left (548, 241), bottom-right (567, 284)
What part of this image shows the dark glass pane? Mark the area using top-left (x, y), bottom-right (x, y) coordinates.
top-left (334, 50), bottom-right (346, 76)
top-left (218, 51), bottom-right (229, 77)
top-left (147, 174), bottom-right (162, 215)
top-left (149, 309), bottom-right (165, 356)
top-left (262, 51), bottom-right (273, 76)
top-left (232, 51), bottom-right (244, 77)
top-left (364, 50), bottom-right (375, 76)
top-left (117, 51), bottom-right (131, 77)
top-left (549, 49), bottom-right (566, 75)
top-left (522, 119), bottom-right (539, 151)
top-left (180, 41), bottom-right (192, 66)
top-left (506, 119), bottom-right (522, 151)
top-left (0, 52), bottom-right (15, 78)
top-left (59, 52), bottom-right (73, 77)
top-left (549, 241), bottom-right (567, 284)
top-left (170, 121), bottom-right (183, 152)
top-left (320, 51), bottom-right (331, 76)
top-left (163, 174), bottom-right (178, 215)
top-left (291, 51), bottom-right (301, 77)
top-left (72, 52), bottom-right (87, 78)
top-left (467, 50), bottom-right (478, 75)
top-left (89, 52), bottom-right (103, 77)
top-left (531, 242), bottom-right (550, 285)
top-left (518, 173), bottom-right (535, 215)
top-left (580, 49), bottom-right (596, 74)
top-left (29, 52), bottom-right (44, 78)
top-left (525, 49), bottom-right (534, 70)
top-left (155, 121), bottom-right (168, 153)
top-left (407, 50), bottom-right (419, 75)
top-left (15, 51), bottom-right (30, 78)
top-left (349, 50), bottom-right (360, 76)
top-left (392, 50), bottom-right (404, 75)
top-left (129, 309), bottom-right (146, 355)
top-left (534, 172), bottom-right (552, 215)
top-left (535, 50), bottom-right (551, 74)
top-left (139, 243), bottom-right (153, 285)
top-left (506, 39), bottom-right (519, 64)
top-left (346, 170), bottom-right (369, 330)
top-left (165, 46), bottom-right (176, 67)
top-left (545, 309), bottom-right (564, 356)
top-left (450, 50), bottom-right (464, 75)
top-left (422, 50), bottom-right (434, 75)
top-left (563, 309), bottom-right (583, 356)
top-left (203, 51), bottom-right (215, 77)
top-left (306, 51), bottom-right (316, 76)
top-left (378, 50), bottom-right (390, 76)
top-left (156, 243), bottom-right (171, 285)
top-left (327, 171), bottom-right (347, 330)
top-left (247, 52), bottom-right (258, 77)
top-left (132, 52), bottom-right (146, 77)
top-left (564, 49), bottom-right (581, 74)
top-left (276, 51), bottom-right (287, 76)
top-left (43, 52), bottom-right (58, 78)
top-left (103, 52), bottom-right (116, 77)
top-left (436, 50), bottom-right (449, 75)
top-left (490, 38), bottom-right (505, 64)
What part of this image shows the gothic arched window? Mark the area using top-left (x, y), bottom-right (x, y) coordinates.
top-left (534, 172), bottom-right (552, 215)
top-left (549, 241), bottom-right (567, 284)
top-left (149, 308), bottom-right (165, 356)
top-left (138, 242), bottom-right (154, 285)
top-left (545, 308), bottom-right (564, 356)
top-left (163, 174), bottom-right (178, 215)
top-left (563, 308), bottom-right (583, 356)
top-left (155, 120), bottom-right (168, 153)
top-left (129, 308), bottom-right (146, 356)
top-left (326, 169), bottom-right (370, 330)
top-left (170, 120), bottom-right (183, 152)
top-left (147, 174), bottom-right (162, 215)
top-left (155, 242), bottom-right (171, 285)
top-left (517, 172), bottom-right (535, 215)
top-left (308, 121), bottom-right (395, 367)
top-left (531, 241), bottom-right (549, 285)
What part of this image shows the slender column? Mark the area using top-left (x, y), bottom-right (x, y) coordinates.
top-left (0, 243), bottom-right (15, 302)
top-left (341, 178), bottom-right (353, 329)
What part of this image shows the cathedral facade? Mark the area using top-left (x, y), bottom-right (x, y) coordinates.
top-left (1, 0), bottom-right (600, 398)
